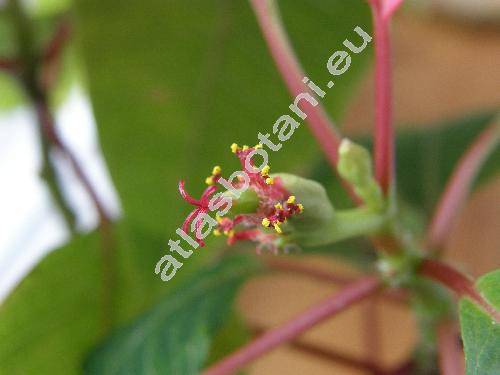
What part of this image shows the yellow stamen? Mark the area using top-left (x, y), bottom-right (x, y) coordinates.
top-left (274, 203), bottom-right (282, 210)
top-left (227, 230), bottom-right (235, 237)
top-left (242, 145), bottom-right (249, 151)
top-left (261, 165), bottom-right (270, 176)
top-left (230, 143), bottom-right (239, 153)
top-left (254, 143), bottom-right (263, 149)
top-left (216, 215), bottom-right (223, 223)
top-left (212, 165), bottom-right (221, 175)
top-left (261, 218), bottom-right (270, 227)
top-left (287, 195), bottom-right (296, 204)
top-left (205, 176), bottom-right (214, 185)
top-left (297, 203), bottom-right (304, 212)
top-left (273, 223), bottom-right (282, 234)
top-left (265, 177), bottom-right (274, 185)
top-left (213, 229), bottom-right (221, 236)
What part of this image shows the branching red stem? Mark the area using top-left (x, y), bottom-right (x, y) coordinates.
top-left (42, 18), bottom-right (72, 65)
top-left (249, 0), bottom-right (341, 166)
top-left (203, 276), bottom-right (381, 375)
top-left (0, 57), bottom-right (20, 73)
top-left (426, 119), bottom-right (500, 250)
top-left (251, 326), bottom-right (387, 373)
top-left (264, 256), bottom-right (408, 303)
top-left (368, 0), bottom-right (401, 194)
top-left (437, 321), bottom-right (465, 375)
top-left (420, 259), bottom-right (500, 322)
top-left (249, 0), bottom-right (363, 204)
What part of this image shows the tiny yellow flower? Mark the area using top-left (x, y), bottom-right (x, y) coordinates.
top-left (273, 223), bottom-right (282, 234)
top-left (212, 165), bottom-right (221, 175)
top-left (261, 165), bottom-right (270, 176)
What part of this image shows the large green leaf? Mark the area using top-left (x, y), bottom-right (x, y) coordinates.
top-left (459, 269), bottom-right (500, 375)
top-left (0, 233), bottom-right (102, 374)
top-left (0, 0), bottom-right (372, 373)
top-left (84, 254), bottom-right (260, 375)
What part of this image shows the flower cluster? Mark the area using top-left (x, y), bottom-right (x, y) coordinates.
top-left (179, 143), bottom-right (304, 253)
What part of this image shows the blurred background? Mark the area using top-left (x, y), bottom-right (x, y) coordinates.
top-left (0, 0), bottom-right (499, 374)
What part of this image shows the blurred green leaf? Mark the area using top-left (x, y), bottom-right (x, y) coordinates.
top-left (459, 269), bottom-right (500, 375)
top-left (84, 254), bottom-right (260, 375)
top-left (0, 233), bottom-right (102, 374)
top-left (0, 0), bottom-right (372, 372)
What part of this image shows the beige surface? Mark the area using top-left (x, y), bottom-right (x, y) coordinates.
top-left (237, 11), bottom-right (500, 375)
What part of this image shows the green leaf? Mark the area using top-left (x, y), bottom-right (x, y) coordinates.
top-left (459, 269), bottom-right (500, 375)
top-left (0, 0), bottom-right (372, 372)
top-left (0, 233), bottom-right (102, 374)
top-left (84, 254), bottom-right (260, 375)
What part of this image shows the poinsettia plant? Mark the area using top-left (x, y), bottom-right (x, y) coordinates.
top-left (0, 0), bottom-right (498, 374)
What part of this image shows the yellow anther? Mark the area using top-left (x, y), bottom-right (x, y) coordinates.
top-left (273, 223), bottom-right (282, 234)
top-left (230, 143), bottom-right (239, 153)
top-left (287, 195), bottom-right (296, 204)
top-left (274, 203), bottom-right (282, 210)
top-left (265, 177), bottom-right (274, 185)
top-left (212, 165), bottom-right (221, 175)
top-left (297, 203), bottom-right (304, 212)
top-left (254, 143), bottom-right (263, 149)
top-left (261, 218), bottom-right (271, 227)
top-left (242, 145), bottom-right (249, 151)
top-left (216, 215), bottom-right (223, 223)
top-left (227, 230), bottom-right (235, 237)
top-left (213, 229), bottom-right (221, 236)
top-left (261, 165), bottom-right (270, 176)
top-left (205, 176), bottom-right (214, 185)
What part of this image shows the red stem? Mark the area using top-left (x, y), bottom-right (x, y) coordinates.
top-left (203, 276), bottom-right (381, 375)
top-left (35, 97), bottom-right (111, 224)
top-left (264, 257), bottom-right (356, 285)
top-left (369, 1), bottom-right (398, 194)
top-left (42, 18), bottom-right (72, 64)
top-left (264, 256), bottom-right (407, 304)
top-left (420, 259), bottom-right (500, 322)
top-left (252, 328), bottom-right (385, 374)
top-left (437, 321), bottom-right (465, 375)
top-left (249, 0), bottom-right (362, 204)
top-left (249, 0), bottom-right (341, 166)
top-left (0, 57), bottom-right (20, 73)
top-left (426, 119), bottom-right (500, 250)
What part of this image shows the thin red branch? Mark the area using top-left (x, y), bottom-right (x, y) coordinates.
top-left (249, 0), bottom-right (362, 204)
top-left (252, 327), bottom-right (387, 373)
top-left (0, 57), bottom-right (20, 73)
top-left (383, 0), bottom-right (405, 18)
top-left (41, 19), bottom-right (72, 89)
top-left (203, 276), bottom-right (382, 375)
top-left (426, 119), bottom-right (500, 250)
top-left (35, 98), bottom-right (111, 224)
top-left (264, 256), bottom-right (408, 304)
top-left (42, 18), bottom-right (72, 65)
top-left (437, 321), bottom-right (465, 375)
top-left (249, 1), bottom-right (340, 164)
top-left (420, 259), bottom-right (500, 322)
top-left (264, 256), bottom-right (355, 285)
top-left (368, 1), bottom-right (398, 194)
